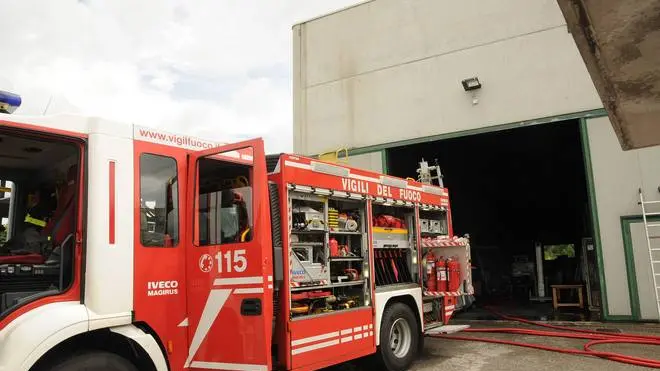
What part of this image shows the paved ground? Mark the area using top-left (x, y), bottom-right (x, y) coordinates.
top-left (332, 321), bottom-right (660, 371)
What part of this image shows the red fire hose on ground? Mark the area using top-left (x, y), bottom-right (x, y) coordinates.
top-left (427, 307), bottom-right (660, 368)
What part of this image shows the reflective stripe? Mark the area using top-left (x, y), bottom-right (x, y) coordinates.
top-left (24, 214), bottom-right (47, 227)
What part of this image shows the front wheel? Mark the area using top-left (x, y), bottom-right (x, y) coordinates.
top-left (48, 351), bottom-right (138, 371)
top-left (376, 302), bottom-right (420, 371)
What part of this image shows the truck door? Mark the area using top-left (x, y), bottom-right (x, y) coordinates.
top-left (183, 139), bottom-right (273, 370)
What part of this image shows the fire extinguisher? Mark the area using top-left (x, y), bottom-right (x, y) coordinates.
top-left (447, 257), bottom-right (461, 292)
top-left (425, 251), bottom-right (437, 291)
top-left (329, 238), bottom-right (339, 257)
top-left (436, 258), bottom-right (448, 292)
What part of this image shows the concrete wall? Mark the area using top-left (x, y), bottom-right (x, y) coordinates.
top-left (293, 0), bottom-right (603, 155)
top-left (587, 116), bottom-right (660, 319)
top-left (345, 151), bottom-right (383, 173)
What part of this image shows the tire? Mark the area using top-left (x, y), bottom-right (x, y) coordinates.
top-left (376, 302), bottom-right (420, 371)
top-left (48, 351), bottom-right (138, 371)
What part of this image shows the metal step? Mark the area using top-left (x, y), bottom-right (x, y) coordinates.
top-left (425, 324), bottom-right (470, 335)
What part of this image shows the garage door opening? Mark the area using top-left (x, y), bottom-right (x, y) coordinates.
top-left (387, 119), bottom-right (601, 321)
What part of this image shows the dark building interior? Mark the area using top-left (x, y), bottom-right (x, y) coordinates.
top-left (387, 120), bottom-right (596, 320)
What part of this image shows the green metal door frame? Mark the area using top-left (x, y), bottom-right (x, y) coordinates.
top-left (578, 119), bottom-right (608, 320)
top-left (579, 119), bottom-right (620, 321)
top-left (309, 109), bottom-right (615, 320)
top-left (620, 214), bottom-right (660, 321)
top-left (381, 149), bottom-right (388, 175)
top-left (317, 108), bottom-right (606, 158)
top-left (313, 108), bottom-right (607, 172)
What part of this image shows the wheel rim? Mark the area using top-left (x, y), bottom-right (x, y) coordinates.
top-left (389, 318), bottom-right (412, 358)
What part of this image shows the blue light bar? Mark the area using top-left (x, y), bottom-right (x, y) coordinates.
top-left (0, 90), bottom-right (22, 114)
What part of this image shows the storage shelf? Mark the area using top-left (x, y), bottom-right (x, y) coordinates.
top-left (421, 231), bottom-right (449, 236)
top-left (329, 230), bottom-right (363, 235)
top-left (291, 279), bottom-right (365, 292)
top-left (291, 242), bottom-right (324, 247)
top-left (291, 230), bottom-right (326, 234)
top-left (372, 227), bottom-right (409, 234)
top-left (291, 197), bottom-right (325, 202)
top-left (421, 241), bottom-right (468, 248)
top-left (329, 257), bottom-right (364, 262)
top-left (330, 279), bottom-right (366, 288)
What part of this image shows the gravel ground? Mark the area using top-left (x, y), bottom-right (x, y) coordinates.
top-left (329, 321), bottom-right (660, 371)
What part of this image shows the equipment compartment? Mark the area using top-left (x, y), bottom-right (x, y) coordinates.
top-left (287, 190), bottom-right (371, 319)
top-left (371, 202), bottom-right (418, 287)
top-left (419, 208), bottom-right (448, 236)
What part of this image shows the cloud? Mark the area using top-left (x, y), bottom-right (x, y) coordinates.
top-left (1, 0), bottom-right (361, 152)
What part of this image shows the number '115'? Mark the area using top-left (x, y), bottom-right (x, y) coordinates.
top-left (215, 250), bottom-right (247, 273)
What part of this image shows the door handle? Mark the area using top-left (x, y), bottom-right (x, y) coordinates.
top-left (241, 298), bottom-right (262, 316)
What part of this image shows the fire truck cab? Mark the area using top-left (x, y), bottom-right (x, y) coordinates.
top-left (0, 113), bottom-right (472, 371)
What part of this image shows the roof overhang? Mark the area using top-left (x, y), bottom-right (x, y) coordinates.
top-left (557, 0), bottom-right (660, 150)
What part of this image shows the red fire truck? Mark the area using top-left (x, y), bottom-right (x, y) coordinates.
top-left (0, 113), bottom-right (473, 371)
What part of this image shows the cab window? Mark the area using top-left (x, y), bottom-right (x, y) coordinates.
top-left (195, 154), bottom-right (253, 246)
top-left (0, 181), bottom-right (11, 243)
top-left (139, 154), bottom-right (179, 247)
top-left (0, 131), bottom-right (80, 317)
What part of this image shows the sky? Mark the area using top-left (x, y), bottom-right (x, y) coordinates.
top-left (1, 0), bottom-right (361, 152)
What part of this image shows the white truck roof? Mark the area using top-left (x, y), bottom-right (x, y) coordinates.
top-left (0, 112), bottom-right (225, 151)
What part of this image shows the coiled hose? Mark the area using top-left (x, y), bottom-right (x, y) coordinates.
top-left (427, 307), bottom-right (660, 368)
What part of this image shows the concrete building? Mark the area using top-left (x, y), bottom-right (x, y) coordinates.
top-left (292, 0), bottom-right (660, 321)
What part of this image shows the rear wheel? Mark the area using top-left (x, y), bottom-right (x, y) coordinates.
top-left (48, 351), bottom-right (138, 371)
top-left (376, 302), bottom-right (420, 371)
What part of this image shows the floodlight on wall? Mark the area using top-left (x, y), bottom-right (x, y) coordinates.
top-left (461, 77), bottom-right (482, 105)
top-left (461, 77), bottom-right (481, 91)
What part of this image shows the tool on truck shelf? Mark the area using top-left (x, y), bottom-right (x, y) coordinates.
top-left (373, 214), bottom-right (406, 229)
top-left (329, 207), bottom-right (360, 232)
top-left (290, 243), bottom-right (327, 285)
top-left (343, 268), bottom-right (359, 281)
top-left (328, 207), bottom-right (339, 230)
top-left (425, 250), bottom-right (437, 291)
top-left (329, 237), bottom-right (358, 257)
top-left (420, 218), bottom-right (448, 235)
top-left (436, 258), bottom-right (448, 291)
top-left (292, 205), bottom-right (325, 231)
top-left (374, 249), bottom-right (414, 286)
top-left (423, 251), bottom-right (464, 294)
top-left (290, 291), bottom-right (360, 317)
